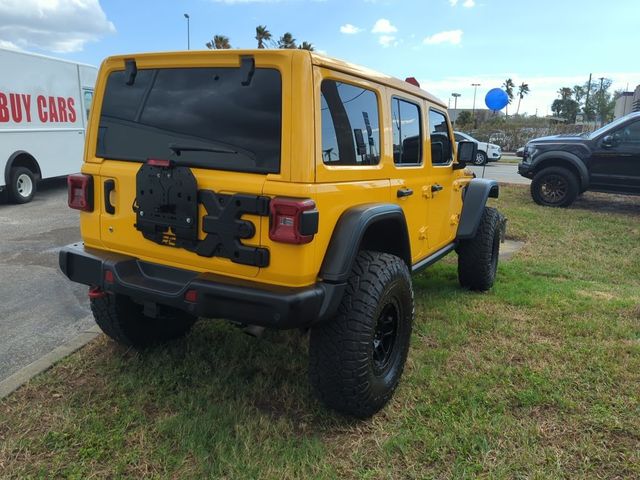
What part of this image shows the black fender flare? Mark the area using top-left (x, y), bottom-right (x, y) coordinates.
top-left (531, 150), bottom-right (589, 189)
top-left (456, 178), bottom-right (499, 240)
top-left (319, 203), bottom-right (411, 283)
top-left (4, 150), bottom-right (41, 186)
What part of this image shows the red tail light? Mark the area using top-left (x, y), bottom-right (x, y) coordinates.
top-left (67, 174), bottom-right (94, 212)
top-left (269, 197), bottom-right (318, 244)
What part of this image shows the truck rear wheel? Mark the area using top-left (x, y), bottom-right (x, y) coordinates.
top-left (8, 167), bottom-right (36, 204)
top-left (309, 251), bottom-right (413, 418)
top-left (457, 207), bottom-right (503, 291)
top-left (90, 293), bottom-right (197, 348)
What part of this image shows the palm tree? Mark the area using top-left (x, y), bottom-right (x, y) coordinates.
top-left (298, 41), bottom-right (314, 51)
top-left (502, 78), bottom-right (515, 117)
top-left (206, 35), bottom-right (231, 50)
top-left (515, 82), bottom-right (530, 115)
top-left (278, 32), bottom-right (296, 49)
top-left (255, 25), bottom-right (271, 49)
top-left (558, 87), bottom-right (573, 100)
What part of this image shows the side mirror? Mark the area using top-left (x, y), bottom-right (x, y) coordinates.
top-left (454, 140), bottom-right (477, 170)
top-left (602, 135), bottom-right (612, 148)
top-left (601, 134), bottom-right (617, 148)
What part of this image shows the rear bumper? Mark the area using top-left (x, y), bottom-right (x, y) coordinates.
top-left (59, 243), bottom-right (345, 329)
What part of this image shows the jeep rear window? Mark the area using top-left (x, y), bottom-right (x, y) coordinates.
top-left (96, 67), bottom-right (282, 174)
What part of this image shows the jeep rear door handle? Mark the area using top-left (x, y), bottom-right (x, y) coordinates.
top-left (397, 188), bottom-right (414, 198)
top-left (104, 179), bottom-right (115, 214)
top-left (431, 184), bottom-right (444, 193)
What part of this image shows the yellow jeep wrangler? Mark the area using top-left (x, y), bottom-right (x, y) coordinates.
top-left (59, 50), bottom-right (504, 418)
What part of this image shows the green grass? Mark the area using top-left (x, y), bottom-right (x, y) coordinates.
top-left (1, 186), bottom-right (639, 479)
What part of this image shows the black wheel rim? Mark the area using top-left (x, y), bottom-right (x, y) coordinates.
top-left (539, 174), bottom-right (567, 203)
top-left (372, 301), bottom-right (399, 376)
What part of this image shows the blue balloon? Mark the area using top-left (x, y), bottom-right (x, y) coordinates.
top-left (485, 88), bottom-right (509, 111)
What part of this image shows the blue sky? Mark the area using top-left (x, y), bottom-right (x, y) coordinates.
top-left (1, 0), bottom-right (639, 115)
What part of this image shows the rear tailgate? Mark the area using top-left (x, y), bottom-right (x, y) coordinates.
top-left (88, 52), bottom-right (288, 279)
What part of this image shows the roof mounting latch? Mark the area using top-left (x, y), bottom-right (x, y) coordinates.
top-left (125, 59), bottom-right (138, 86)
top-left (240, 56), bottom-right (255, 87)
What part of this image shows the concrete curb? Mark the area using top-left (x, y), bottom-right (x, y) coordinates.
top-left (0, 323), bottom-right (101, 400)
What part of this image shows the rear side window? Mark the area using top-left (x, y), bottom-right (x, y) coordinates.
top-left (392, 97), bottom-right (422, 165)
top-left (429, 109), bottom-right (453, 165)
top-left (97, 67), bottom-right (282, 174)
top-left (320, 80), bottom-right (380, 165)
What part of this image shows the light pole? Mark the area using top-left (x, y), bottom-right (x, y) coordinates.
top-left (451, 92), bottom-right (461, 124)
top-left (184, 13), bottom-right (190, 50)
top-left (471, 83), bottom-right (480, 128)
top-left (471, 83), bottom-right (480, 118)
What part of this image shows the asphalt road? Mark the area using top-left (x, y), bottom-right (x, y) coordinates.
top-left (468, 161), bottom-right (530, 185)
top-left (0, 179), bottom-right (92, 382)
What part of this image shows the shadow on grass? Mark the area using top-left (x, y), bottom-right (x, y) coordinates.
top-left (571, 191), bottom-right (640, 216)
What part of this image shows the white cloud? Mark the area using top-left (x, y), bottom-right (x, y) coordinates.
top-left (0, 39), bottom-right (20, 50)
top-left (378, 35), bottom-right (397, 47)
top-left (372, 18), bottom-right (397, 34)
top-left (340, 24), bottom-right (362, 34)
top-left (423, 29), bottom-right (463, 45)
top-left (451, 0), bottom-right (475, 7)
top-left (0, 0), bottom-right (115, 53)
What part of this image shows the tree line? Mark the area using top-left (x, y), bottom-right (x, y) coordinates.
top-left (206, 25), bottom-right (314, 51)
top-left (551, 78), bottom-right (618, 124)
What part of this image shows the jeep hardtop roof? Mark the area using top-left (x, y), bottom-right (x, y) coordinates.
top-left (99, 49), bottom-right (447, 109)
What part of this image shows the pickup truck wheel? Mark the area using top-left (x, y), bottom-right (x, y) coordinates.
top-left (457, 207), bottom-right (503, 291)
top-left (90, 293), bottom-right (197, 348)
top-left (473, 151), bottom-right (487, 165)
top-left (8, 167), bottom-right (36, 204)
top-left (530, 166), bottom-right (579, 207)
top-left (309, 251), bottom-right (413, 418)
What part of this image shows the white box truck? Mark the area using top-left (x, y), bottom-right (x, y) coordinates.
top-left (0, 48), bottom-right (97, 203)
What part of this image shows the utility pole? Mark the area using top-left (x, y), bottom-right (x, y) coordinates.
top-left (452, 92), bottom-right (461, 124)
top-left (597, 76), bottom-right (605, 126)
top-left (584, 73), bottom-right (592, 121)
top-left (471, 83), bottom-right (480, 127)
top-left (184, 13), bottom-right (190, 50)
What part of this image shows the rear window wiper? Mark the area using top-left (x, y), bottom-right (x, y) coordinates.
top-left (169, 143), bottom-right (238, 156)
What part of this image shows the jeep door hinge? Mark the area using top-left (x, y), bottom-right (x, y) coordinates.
top-left (422, 185), bottom-right (432, 199)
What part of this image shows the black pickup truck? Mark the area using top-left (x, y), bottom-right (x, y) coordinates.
top-left (518, 111), bottom-right (640, 207)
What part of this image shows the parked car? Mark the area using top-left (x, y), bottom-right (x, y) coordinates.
top-left (454, 131), bottom-right (502, 165)
top-left (58, 49), bottom-right (505, 418)
top-left (518, 111), bottom-right (640, 207)
top-left (0, 47), bottom-right (97, 203)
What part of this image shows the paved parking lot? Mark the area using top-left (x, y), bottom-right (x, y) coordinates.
top-left (469, 162), bottom-right (530, 185)
top-left (0, 179), bottom-right (92, 382)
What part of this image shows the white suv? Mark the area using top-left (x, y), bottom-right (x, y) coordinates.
top-left (454, 131), bottom-right (502, 165)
